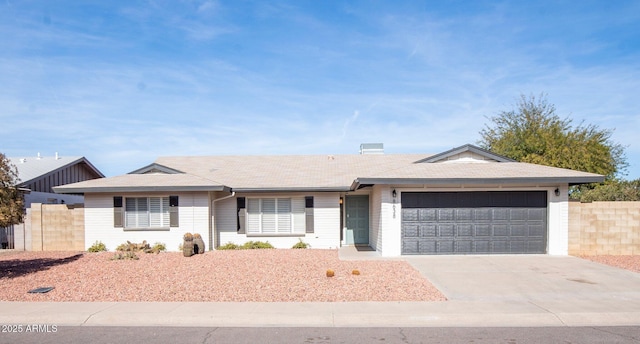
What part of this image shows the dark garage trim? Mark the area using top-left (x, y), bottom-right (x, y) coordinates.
top-left (401, 191), bottom-right (548, 208)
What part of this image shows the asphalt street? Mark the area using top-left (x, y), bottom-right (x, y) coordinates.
top-left (2, 326), bottom-right (640, 344)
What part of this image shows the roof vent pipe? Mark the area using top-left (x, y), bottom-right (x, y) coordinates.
top-left (37, 152), bottom-right (41, 160)
top-left (360, 143), bottom-right (384, 155)
top-left (55, 152), bottom-right (59, 160)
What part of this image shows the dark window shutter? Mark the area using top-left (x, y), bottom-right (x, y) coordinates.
top-left (237, 197), bottom-right (246, 234)
top-left (113, 196), bottom-right (123, 228)
top-left (169, 195), bottom-right (179, 227)
top-left (305, 196), bottom-right (314, 233)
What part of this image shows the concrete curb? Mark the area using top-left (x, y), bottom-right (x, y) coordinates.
top-left (2, 301), bottom-right (640, 327)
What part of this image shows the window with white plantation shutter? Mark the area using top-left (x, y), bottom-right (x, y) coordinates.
top-left (247, 198), bottom-right (261, 234)
top-left (124, 197), bottom-right (170, 229)
top-left (292, 198), bottom-right (306, 234)
top-left (262, 198), bottom-right (277, 233)
top-left (246, 197), bottom-right (305, 235)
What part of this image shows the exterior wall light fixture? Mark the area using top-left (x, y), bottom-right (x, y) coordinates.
top-left (554, 188), bottom-right (560, 196)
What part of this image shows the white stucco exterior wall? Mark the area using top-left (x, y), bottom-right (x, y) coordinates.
top-left (374, 185), bottom-right (403, 257)
top-left (214, 192), bottom-right (341, 249)
top-left (547, 185), bottom-right (569, 255)
top-left (84, 192), bottom-right (210, 252)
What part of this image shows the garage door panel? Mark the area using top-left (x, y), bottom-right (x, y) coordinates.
top-left (529, 224), bottom-right (545, 237)
top-left (419, 240), bottom-right (437, 254)
top-left (529, 208), bottom-right (546, 221)
top-left (420, 225), bottom-right (437, 237)
top-left (474, 240), bottom-right (491, 253)
top-left (402, 223), bottom-right (419, 238)
top-left (437, 240), bottom-right (455, 253)
top-left (456, 209), bottom-right (474, 221)
top-left (456, 240), bottom-right (473, 253)
top-left (510, 209), bottom-right (529, 221)
top-left (527, 241), bottom-right (544, 252)
top-left (476, 224), bottom-right (492, 236)
top-left (493, 224), bottom-right (509, 236)
top-left (457, 224), bottom-right (473, 237)
top-left (493, 209), bottom-right (509, 221)
top-left (510, 241), bottom-right (525, 253)
top-left (492, 240), bottom-right (509, 253)
top-left (402, 239), bottom-right (419, 254)
top-left (475, 209), bottom-right (493, 221)
top-left (510, 224), bottom-right (527, 237)
top-left (419, 209), bottom-right (437, 221)
top-left (401, 191), bottom-right (548, 255)
top-left (402, 209), bottom-right (418, 221)
top-left (438, 224), bottom-right (455, 237)
top-left (438, 209), bottom-right (455, 221)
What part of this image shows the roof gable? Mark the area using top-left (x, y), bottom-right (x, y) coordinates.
top-left (129, 163), bottom-right (184, 175)
top-left (9, 155), bottom-right (105, 185)
top-left (416, 144), bottom-right (515, 163)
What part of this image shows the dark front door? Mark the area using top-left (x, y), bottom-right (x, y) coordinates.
top-left (346, 195), bottom-right (369, 245)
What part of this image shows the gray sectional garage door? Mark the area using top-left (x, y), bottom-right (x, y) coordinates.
top-left (401, 191), bottom-right (547, 255)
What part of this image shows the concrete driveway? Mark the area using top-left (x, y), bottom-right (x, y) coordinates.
top-left (405, 255), bottom-right (640, 302)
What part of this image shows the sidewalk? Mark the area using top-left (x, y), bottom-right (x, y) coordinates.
top-left (1, 299), bottom-right (640, 327)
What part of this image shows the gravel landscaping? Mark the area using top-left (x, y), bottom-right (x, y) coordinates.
top-left (0, 250), bottom-right (446, 302)
top-left (578, 255), bottom-right (640, 273)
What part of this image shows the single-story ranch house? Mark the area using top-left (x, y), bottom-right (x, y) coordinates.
top-left (54, 144), bottom-right (603, 256)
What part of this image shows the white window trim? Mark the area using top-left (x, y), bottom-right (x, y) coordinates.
top-left (124, 196), bottom-right (171, 230)
top-left (246, 197), bottom-right (305, 236)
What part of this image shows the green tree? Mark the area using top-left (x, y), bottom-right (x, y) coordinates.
top-left (572, 179), bottom-right (640, 202)
top-left (479, 94), bottom-right (627, 180)
top-left (0, 153), bottom-right (24, 227)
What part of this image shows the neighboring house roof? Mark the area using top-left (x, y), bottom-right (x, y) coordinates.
top-left (9, 154), bottom-right (105, 192)
top-left (53, 144), bottom-right (604, 194)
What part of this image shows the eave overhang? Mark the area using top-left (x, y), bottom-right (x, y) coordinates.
top-left (350, 175), bottom-right (606, 190)
top-left (232, 186), bottom-right (351, 193)
top-left (53, 185), bottom-right (231, 194)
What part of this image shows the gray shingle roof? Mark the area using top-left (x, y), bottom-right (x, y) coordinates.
top-left (53, 148), bottom-right (604, 194)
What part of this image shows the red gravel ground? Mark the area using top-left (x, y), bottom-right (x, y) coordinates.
top-left (579, 255), bottom-right (640, 273)
top-left (0, 250), bottom-right (446, 302)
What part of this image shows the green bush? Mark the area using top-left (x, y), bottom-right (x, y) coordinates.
top-left (292, 239), bottom-right (310, 249)
top-left (218, 242), bottom-right (240, 250)
top-left (241, 241), bottom-right (274, 249)
top-left (115, 240), bottom-right (166, 254)
top-left (87, 241), bottom-right (107, 252)
top-left (151, 242), bottom-right (166, 253)
top-left (217, 241), bottom-right (274, 250)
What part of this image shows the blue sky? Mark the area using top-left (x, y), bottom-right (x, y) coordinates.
top-left (1, 1), bottom-right (639, 179)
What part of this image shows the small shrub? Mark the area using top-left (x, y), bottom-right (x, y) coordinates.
top-left (217, 241), bottom-right (274, 250)
top-left (87, 241), bottom-right (107, 252)
top-left (178, 243), bottom-right (183, 251)
top-left (326, 269), bottom-right (335, 277)
top-left (352, 269), bottom-right (361, 275)
top-left (292, 239), bottom-right (310, 249)
top-left (241, 241), bottom-right (274, 249)
top-left (150, 242), bottom-right (166, 254)
top-left (218, 242), bottom-right (240, 250)
top-left (111, 251), bottom-right (139, 260)
top-left (115, 240), bottom-right (164, 254)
